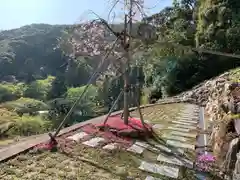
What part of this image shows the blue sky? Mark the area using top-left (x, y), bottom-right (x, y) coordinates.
top-left (0, 0), bottom-right (172, 30)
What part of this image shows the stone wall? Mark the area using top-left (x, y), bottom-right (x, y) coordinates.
top-left (177, 68), bottom-right (240, 177)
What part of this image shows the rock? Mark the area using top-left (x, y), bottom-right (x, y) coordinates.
top-left (139, 161), bottom-right (179, 178)
top-left (102, 143), bottom-right (118, 150)
top-left (67, 132), bottom-right (88, 142)
top-left (166, 140), bottom-right (195, 150)
top-left (223, 138), bottom-right (240, 175)
top-left (157, 153), bottom-right (193, 168)
top-left (233, 152), bottom-right (240, 180)
top-left (127, 143), bottom-right (146, 154)
top-left (82, 137), bottom-right (105, 147)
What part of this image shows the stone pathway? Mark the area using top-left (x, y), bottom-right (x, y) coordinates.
top-left (64, 104), bottom-right (200, 179)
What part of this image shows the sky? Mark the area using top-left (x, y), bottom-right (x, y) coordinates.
top-left (0, 0), bottom-right (172, 30)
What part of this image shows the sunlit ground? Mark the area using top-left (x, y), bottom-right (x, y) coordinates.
top-left (0, 103), bottom-right (204, 180)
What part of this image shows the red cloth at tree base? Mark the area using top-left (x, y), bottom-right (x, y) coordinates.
top-left (96, 115), bottom-right (153, 138)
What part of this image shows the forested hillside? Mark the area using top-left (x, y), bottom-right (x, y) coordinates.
top-left (0, 0), bottom-right (239, 144)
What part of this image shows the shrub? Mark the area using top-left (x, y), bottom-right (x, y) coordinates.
top-left (0, 83), bottom-right (26, 103)
top-left (24, 76), bottom-right (55, 100)
top-left (66, 85), bottom-right (98, 101)
top-left (66, 85), bottom-right (99, 115)
top-left (0, 108), bottom-right (52, 137)
top-left (0, 108), bottom-right (19, 125)
top-left (1, 97), bottom-right (49, 115)
top-left (7, 115), bottom-right (52, 136)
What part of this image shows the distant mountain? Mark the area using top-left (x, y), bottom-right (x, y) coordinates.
top-left (0, 24), bottom-right (69, 82)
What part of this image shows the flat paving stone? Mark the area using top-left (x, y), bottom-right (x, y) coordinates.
top-left (153, 144), bottom-right (184, 154)
top-left (157, 153), bottom-right (193, 168)
top-left (127, 143), bottom-right (147, 154)
top-left (82, 137), bottom-right (105, 147)
top-left (162, 134), bottom-right (189, 142)
top-left (67, 132), bottom-right (88, 142)
top-left (135, 141), bottom-right (149, 148)
top-left (180, 116), bottom-right (198, 120)
top-left (181, 113), bottom-right (196, 116)
top-left (178, 116), bottom-right (198, 120)
top-left (167, 127), bottom-right (190, 132)
top-left (102, 143), bottom-right (118, 150)
top-left (145, 176), bottom-right (162, 180)
top-left (139, 161), bottom-right (179, 179)
top-left (152, 124), bottom-right (165, 129)
top-left (177, 120), bottom-right (198, 124)
top-left (170, 131), bottom-right (196, 138)
top-left (171, 121), bottom-right (196, 126)
top-left (167, 140), bottom-right (195, 150)
top-left (174, 124), bottom-right (197, 130)
top-left (153, 144), bottom-right (171, 153)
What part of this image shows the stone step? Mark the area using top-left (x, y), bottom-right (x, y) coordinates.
top-left (180, 117), bottom-right (198, 120)
top-left (167, 127), bottom-right (190, 132)
top-left (181, 113), bottom-right (198, 116)
top-left (171, 121), bottom-right (197, 126)
top-left (167, 140), bottom-right (195, 150)
top-left (67, 132), bottom-right (89, 142)
top-left (152, 124), bottom-right (166, 129)
top-left (102, 143), bottom-right (118, 150)
top-left (162, 134), bottom-right (189, 142)
top-left (139, 161), bottom-right (179, 179)
top-left (127, 141), bottom-right (149, 154)
top-left (157, 153), bottom-right (193, 168)
top-left (82, 137), bottom-right (105, 147)
top-left (177, 120), bottom-right (198, 124)
top-left (178, 116), bottom-right (198, 120)
top-left (174, 124), bottom-right (197, 130)
top-left (169, 131), bottom-right (197, 138)
top-left (153, 144), bottom-right (184, 154)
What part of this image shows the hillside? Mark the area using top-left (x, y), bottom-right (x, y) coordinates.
top-left (0, 24), bottom-right (69, 82)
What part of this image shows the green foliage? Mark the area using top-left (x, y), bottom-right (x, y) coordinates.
top-left (47, 74), bottom-right (67, 99)
top-left (24, 76), bottom-right (55, 100)
top-left (229, 68), bottom-right (240, 83)
top-left (140, 88), bottom-right (151, 105)
top-left (7, 115), bottom-right (52, 136)
top-left (0, 83), bottom-right (26, 103)
top-left (0, 108), bottom-right (51, 137)
top-left (66, 85), bottom-right (98, 115)
top-left (1, 97), bottom-right (49, 115)
top-left (65, 57), bottom-right (94, 87)
top-left (143, 0), bottom-right (240, 97)
top-left (0, 108), bottom-right (19, 125)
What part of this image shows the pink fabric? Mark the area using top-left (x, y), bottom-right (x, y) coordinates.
top-left (97, 115), bottom-right (152, 131)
